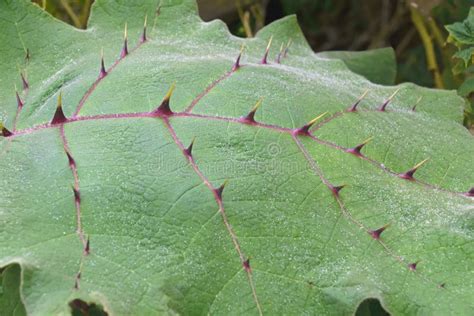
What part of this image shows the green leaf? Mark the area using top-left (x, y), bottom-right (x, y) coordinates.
top-left (1, 1), bottom-right (473, 315)
top-left (453, 47), bottom-right (474, 67)
top-left (317, 47), bottom-right (397, 85)
top-left (445, 7), bottom-right (474, 45)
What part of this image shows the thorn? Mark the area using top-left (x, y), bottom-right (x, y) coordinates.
top-left (25, 48), bottom-right (30, 61)
top-left (152, 83), bottom-right (175, 116)
top-left (85, 236), bottom-right (90, 255)
top-left (412, 96), bottom-right (422, 111)
top-left (99, 48), bottom-right (107, 79)
top-left (399, 158), bottom-right (429, 180)
top-left (141, 14), bottom-right (148, 43)
top-left (51, 92), bottom-right (68, 125)
top-left (408, 261), bottom-right (419, 271)
top-left (20, 72), bottom-right (29, 90)
top-left (73, 187), bottom-right (81, 204)
top-left (329, 184), bottom-right (345, 196)
top-left (261, 36), bottom-right (273, 64)
top-left (0, 123), bottom-right (13, 137)
top-left (121, 22), bottom-right (128, 58)
top-left (215, 180), bottom-right (229, 199)
top-left (241, 98), bottom-right (263, 123)
top-left (348, 89), bottom-right (369, 112)
top-left (66, 151), bottom-right (76, 168)
top-left (74, 279), bottom-right (79, 290)
top-left (276, 43), bottom-right (284, 64)
top-left (295, 112), bottom-right (328, 135)
top-left (233, 44), bottom-right (245, 71)
top-left (185, 137), bottom-right (195, 157)
top-left (369, 223), bottom-right (390, 240)
top-left (465, 187), bottom-right (474, 197)
top-left (243, 258), bottom-right (251, 271)
top-left (378, 88), bottom-right (401, 111)
top-left (438, 283), bottom-right (446, 289)
top-left (15, 89), bottom-right (24, 109)
top-left (283, 39), bottom-right (292, 58)
top-left (345, 136), bottom-right (373, 156)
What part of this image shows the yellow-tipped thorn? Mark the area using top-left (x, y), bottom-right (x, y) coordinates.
top-left (400, 158), bottom-right (429, 179)
top-left (261, 36), bottom-right (273, 64)
top-left (413, 158), bottom-right (429, 170)
top-left (164, 82), bottom-right (176, 101)
top-left (388, 88), bottom-right (401, 101)
top-left (57, 91), bottom-right (63, 108)
top-left (124, 22), bottom-right (128, 40)
top-left (359, 89), bottom-right (370, 100)
top-left (361, 136), bottom-right (374, 145)
top-left (50, 91), bottom-right (68, 125)
top-left (307, 112), bottom-right (328, 127)
top-left (153, 82), bottom-right (176, 116)
top-left (379, 88), bottom-right (401, 111)
top-left (412, 96), bottom-right (423, 111)
top-left (266, 36), bottom-right (274, 52)
top-left (297, 112), bottom-right (328, 135)
top-left (251, 98), bottom-right (263, 113)
top-left (216, 179), bottom-right (229, 198)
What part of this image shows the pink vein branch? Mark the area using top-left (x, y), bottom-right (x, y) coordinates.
top-left (184, 70), bottom-right (234, 113)
top-left (8, 111), bottom-right (470, 197)
top-left (72, 41), bottom-right (147, 117)
top-left (292, 135), bottom-right (441, 288)
top-left (59, 125), bottom-right (89, 290)
top-left (59, 125), bottom-right (86, 247)
top-left (163, 118), bottom-right (263, 315)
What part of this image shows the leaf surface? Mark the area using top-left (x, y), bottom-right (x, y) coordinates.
top-left (0, 1), bottom-right (473, 315)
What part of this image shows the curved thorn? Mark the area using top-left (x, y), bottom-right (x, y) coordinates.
top-left (346, 136), bottom-right (374, 156)
top-left (85, 236), bottom-right (90, 255)
top-left (295, 112), bottom-right (328, 135)
top-left (232, 44), bottom-right (245, 71)
top-left (216, 180), bottom-right (229, 199)
top-left (348, 89), bottom-right (370, 112)
top-left (412, 96), bottom-right (423, 111)
top-left (1, 123), bottom-right (13, 137)
top-left (399, 158), bottom-right (429, 180)
top-left (185, 137), bottom-right (195, 157)
top-left (243, 258), bottom-right (251, 271)
top-left (51, 92), bottom-right (68, 125)
top-left (241, 98), bottom-right (263, 123)
top-left (408, 260), bottom-right (420, 271)
top-left (141, 14), bottom-right (148, 43)
top-left (379, 88), bottom-right (401, 111)
top-left (15, 89), bottom-right (24, 109)
top-left (283, 38), bottom-right (292, 58)
top-left (276, 43), bottom-right (284, 64)
top-left (121, 22), bottom-right (129, 58)
top-left (99, 48), bottom-right (107, 79)
top-left (261, 36), bottom-right (273, 64)
top-left (369, 223), bottom-right (390, 240)
top-left (20, 72), bottom-right (29, 90)
top-left (152, 83), bottom-right (176, 116)
top-left (330, 184), bottom-right (345, 196)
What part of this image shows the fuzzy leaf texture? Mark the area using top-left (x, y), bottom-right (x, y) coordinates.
top-left (1, 0), bottom-right (473, 315)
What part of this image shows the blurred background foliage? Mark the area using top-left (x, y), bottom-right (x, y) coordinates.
top-left (31, 0), bottom-right (473, 130)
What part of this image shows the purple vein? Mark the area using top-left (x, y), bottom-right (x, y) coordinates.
top-left (72, 41), bottom-right (147, 117)
top-left (292, 134), bottom-right (441, 288)
top-left (163, 117), bottom-right (263, 315)
top-left (184, 70), bottom-right (234, 113)
top-left (8, 111), bottom-right (470, 197)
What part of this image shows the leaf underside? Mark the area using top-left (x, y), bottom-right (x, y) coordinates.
top-left (0, 0), bottom-right (473, 315)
